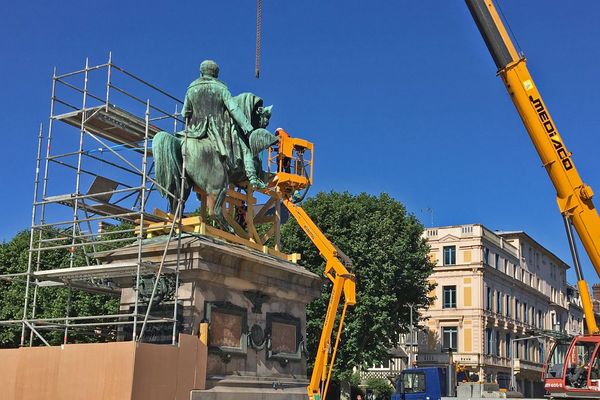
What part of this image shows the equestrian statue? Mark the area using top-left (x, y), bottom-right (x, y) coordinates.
top-left (152, 60), bottom-right (278, 231)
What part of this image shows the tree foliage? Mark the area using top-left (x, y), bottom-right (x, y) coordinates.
top-left (280, 192), bottom-right (434, 378)
top-left (0, 230), bottom-right (119, 347)
top-left (366, 377), bottom-right (394, 399)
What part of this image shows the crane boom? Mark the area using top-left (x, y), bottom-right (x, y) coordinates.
top-left (266, 129), bottom-right (356, 400)
top-left (465, 0), bottom-right (599, 335)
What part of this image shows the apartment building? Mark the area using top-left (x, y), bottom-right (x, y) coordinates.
top-left (417, 224), bottom-right (570, 397)
top-left (566, 284), bottom-right (585, 336)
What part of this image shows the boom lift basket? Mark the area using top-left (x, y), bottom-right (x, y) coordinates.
top-left (268, 128), bottom-right (314, 193)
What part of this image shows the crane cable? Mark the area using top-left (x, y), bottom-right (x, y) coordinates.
top-left (495, 0), bottom-right (523, 55)
top-left (255, 0), bottom-right (262, 78)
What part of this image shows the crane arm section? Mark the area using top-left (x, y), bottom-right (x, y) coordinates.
top-left (466, 0), bottom-right (600, 334)
top-left (282, 199), bottom-right (356, 400)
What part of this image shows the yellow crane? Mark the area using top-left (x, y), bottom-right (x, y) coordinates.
top-left (258, 2), bottom-right (600, 398)
top-left (466, 1), bottom-right (600, 397)
top-left (265, 128), bottom-right (356, 400)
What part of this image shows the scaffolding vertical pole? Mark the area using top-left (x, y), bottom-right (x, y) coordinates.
top-left (105, 52), bottom-right (112, 112)
top-left (71, 57), bottom-right (90, 269)
top-left (63, 288), bottom-right (72, 345)
top-left (173, 104), bottom-right (179, 133)
top-left (62, 58), bottom-right (90, 344)
top-left (139, 108), bottom-right (185, 340)
top-left (172, 110), bottom-right (189, 344)
top-left (29, 68), bottom-right (58, 345)
top-left (133, 99), bottom-right (151, 341)
top-left (20, 124), bottom-right (44, 346)
top-left (171, 168), bottom-right (184, 344)
top-left (81, 206), bottom-right (100, 266)
top-left (140, 106), bottom-right (186, 344)
top-left (171, 244), bottom-right (182, 344)
top-left (139, 201), bottom-right (182, 341)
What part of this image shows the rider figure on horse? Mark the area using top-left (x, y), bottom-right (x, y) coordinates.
top-left (181, 60), bottom-right (266, 189)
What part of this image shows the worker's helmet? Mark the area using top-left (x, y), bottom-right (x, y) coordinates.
top-left (200, 60), bottom-right (219, 78)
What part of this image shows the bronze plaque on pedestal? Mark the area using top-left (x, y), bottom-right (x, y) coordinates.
top-left (209, 310), bottom-right (242, 348)
top-left (271, 321), bottom-right (297, 353)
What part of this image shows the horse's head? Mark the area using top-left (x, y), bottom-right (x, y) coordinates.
top-left (249, 128), bottom-right (279, 157)
top-left (256, 105), bottom-right (273, 129)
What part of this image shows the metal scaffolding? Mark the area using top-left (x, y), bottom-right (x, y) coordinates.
top-left (0, 54), bottom-right (188, 347)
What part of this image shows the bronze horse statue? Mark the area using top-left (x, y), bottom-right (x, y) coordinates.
top-left (152, 93), bottom-right (277, 231)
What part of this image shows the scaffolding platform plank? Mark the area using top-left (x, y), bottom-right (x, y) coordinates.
top-left (76, 202), bottom-right (163, 224)
top-left (45, 176), bottom-right (165, 225)
top-left (36, 279), bottom-right (121, 296)
top-left (54, 105), bottom-right (161, 147)
top-left (33, 261), bottom-right (166, 281)
top-left (43, 193), bottom-right (164, 225)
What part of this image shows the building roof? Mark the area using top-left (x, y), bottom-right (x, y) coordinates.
top-left (496, 230), bottom-right (570, 270)
top-left (425, 223), bottom-right (572, 272)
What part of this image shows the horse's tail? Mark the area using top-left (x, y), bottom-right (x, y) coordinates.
top-left (152, 131), bottom-right (184, 198)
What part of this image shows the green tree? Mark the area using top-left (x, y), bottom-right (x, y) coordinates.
top-left (280, 192), bottom-right (434, 379)
top-left (366, 377), bottom-right (394, 399)
top-left (0, 230), bottom-right (30, 346)
top-left (0, 230), bottom-right (119, 347)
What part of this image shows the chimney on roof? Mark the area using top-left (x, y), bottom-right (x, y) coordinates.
top-left (588, 284), bottom-right (600, 314)
top-left (593, 284), bottom-right (600, 303)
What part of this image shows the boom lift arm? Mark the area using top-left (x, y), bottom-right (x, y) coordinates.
top-left (266, 129), bottom-right (357, 400)
top-left (465, 0), bottom-right (600, 335)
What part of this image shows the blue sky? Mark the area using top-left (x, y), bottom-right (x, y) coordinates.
top-left (2, 1), bottom-right (600, 285)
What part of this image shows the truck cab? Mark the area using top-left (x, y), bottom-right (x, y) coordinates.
top-left (392, 367), bottom-right (447, 400)
top-left (544, 336), bottom-right (600, 397)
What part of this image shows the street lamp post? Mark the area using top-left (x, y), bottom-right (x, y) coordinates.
top-left (510, 335), bottom-right (545, 392)
top-left (407, 304), bottom-right (415, 366)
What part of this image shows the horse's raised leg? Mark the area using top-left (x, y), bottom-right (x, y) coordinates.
top-left (204, 190), bottom-right (232, 233)
top-left (206, 192), bottom-right (216, 218)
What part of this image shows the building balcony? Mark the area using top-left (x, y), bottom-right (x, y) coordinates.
top-left (417, 352), bottom-right (543, 372)
top-left (513, 358), bottom-right (544, 374)
top-left (483, 310), bottom-right (546, 333)
top-left (417, 352), bottom-right (480, 367)
top-left (482, 354), bottom-right (511, 368)
top-left (432, 263), bottom-right (480, 272)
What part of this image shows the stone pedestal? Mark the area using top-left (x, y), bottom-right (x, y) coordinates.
top-left (100, 234), bottom-right (320, 400)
